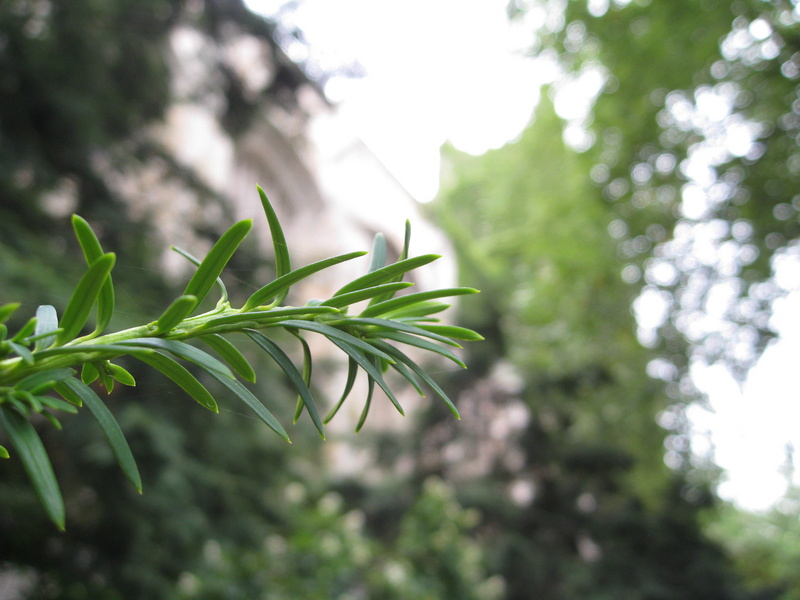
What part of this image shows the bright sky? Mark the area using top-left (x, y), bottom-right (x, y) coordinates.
top-left (691, 284), bottom-right (800, 511)
top-left (246, 0), bottom-right (544, 200)
top-left (245, 0), bottom-right (800, 512)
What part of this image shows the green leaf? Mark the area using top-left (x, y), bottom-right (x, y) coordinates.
top-left (81, 363), bottom-right (100, 385)
top-left (72, 215), bottom-right (115, 336)
top-left (5, 396), bottom-right (29, 416)
top-left (370, 220), bottom-right (413, 306)
top-left (381, 301), bottom-right (450, 320)
top-left (8, 341), bottom-right (34, 365)
top-left (320, 282), bottom-right (413, 309)
top-left (245, 330), bottom-right (324, 439)
top-left (154, 295), bottom-right (199, 334)
top-left (334, 317), bottom-right (461, 347)
top-left (416, 324), bottom-right (484, 341)
top-left (360, 288), bottom-right (479, 318)
top-left (41, 410), bottom-right (63, 430)
top-left (123, 339), bottom-right (234, 379)
top-left (135, 351), bottom-right (218, 412)
top-left (182, 219), bottom-right (252, 306)
top-left (332, 254), bottom-right (440, 298)
top-left (0, 406), bottom-right (65, 529)
top-left (206, 369), bottom-right (290, 442)
top-left (99, 364), bottom-right (115, 393)
top-left (0, 303), bottom-right (21, 325)
top-left (10, 317), bottom-right (36, 343)
top-left (290, 330), bottom-right (312, 424)
top-left (385, 355), bottom-right (425, 397)
top-left (0, 444), bottom-right (8, 459)
top-left (26, 328), bottom-right (65, 346)
top-left (55, 380), bottom-right (83, 407)
top-left (205, 306), bottom-right (339, 328)
top-left (241, 251), bottom-right (366, 311)
top-left (34, 305), bottom-right (58, 351)
top-left (366, 330), bottom-right (467, 368)
top-left (278, 320), bottom-right (395, 363)
top-left (34, 344), bottom-right (151, 362)
top-left (55, 378), bottom-right (142, 493)
top-left (14, 389), bottom-right (42, 412)
top-left (393, 316), bottom-right (441, 324)
top-left (16, 368), bottom-right (76, 393)
top-left (171, 247), bottom-right (228, 304)
top-left (57, 253), bottom-right (116, 345)
top-left (328, 339), bottom-right (405, 417)
top-left (355, 365), bottom-right (377, 433)
top-left (71, 214), bottom-right (105, 259)
top-left (324, 357), bottom-right (359, 424)
top-left (372, 341), bottom-right (461, 419)
top-left (368, 233), bottom-right (387, 273)
top-left (257, 185), bottom-right (291, 305)
top-left (36, 395), bottom-right (79, 414)
top-left (199, 333), bottom-right (256, 382)
top-left (106, 362), bottom-right (136, 386)
top-left (400, 220), bottom-right (411, 261)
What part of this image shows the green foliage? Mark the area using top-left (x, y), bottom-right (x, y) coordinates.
top-left (422, 95), bottom-right (747, 598)
top-left (0, 0), bottom-right (487, 594)
top-left (174, 478), bottom-right (501, 600)
top-left (367, 478), bottom-right (504, 600)
top-left (706, 491), bottom-right (800, 599)
top-left (0, 187), bottom-right (480, 530)
top-left (0, 0), bottom-right (321, 237)
top-left (522, 0), bottom-right (800, 374)
top-left (436, 97), bottom-right (667, 471)
top-left (501, 3), bottom-right (800, 594)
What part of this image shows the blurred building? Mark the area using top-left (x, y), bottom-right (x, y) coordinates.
top-left (142, 22), bottom-right (452, 284)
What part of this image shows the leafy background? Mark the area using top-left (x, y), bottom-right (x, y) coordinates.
top-left (1, 0), bottom-right (799, 598)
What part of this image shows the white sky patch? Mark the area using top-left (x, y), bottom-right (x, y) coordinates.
top-left (554, 67), bottom-right (605, 151)
top-left (247, 0), bottom-right (543, 201)
top-left (633, 286), bottom-right (672, 347)
top-left (554, 67), bottom-right (605, 120)
top-left (692, 331), bottom-right (800, 511)
top-left (690, 260), bottom-right (800, 512)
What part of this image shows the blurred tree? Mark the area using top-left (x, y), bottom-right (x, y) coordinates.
top-left (0, 1), bottom-right (343, 597)
top-left (705, 484), bottom-right (800, 599)
top-left (502, 1), bottom-right (800, 594)
top-left (0, 0), bottom-right (336, 279)
top-left (512, 0), bottom-right (800, 378)
top-left (0, 0), bottom-right (318, 228)
top-left (174, 478), bottom-right (501, 600)
top-left (421, 96), bottom-right (749, 599)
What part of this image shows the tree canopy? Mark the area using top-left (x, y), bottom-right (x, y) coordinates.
top-left (427, 95), bottom-right (745, 599)
top-left (514, 0), bottom-right (800, 378)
